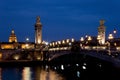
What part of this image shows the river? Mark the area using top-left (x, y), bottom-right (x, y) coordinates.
top-left (0, 62), bottom-right (120, 80)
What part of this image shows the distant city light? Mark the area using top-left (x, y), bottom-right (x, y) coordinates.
top-left (26, 38), bottom-right (29, 42)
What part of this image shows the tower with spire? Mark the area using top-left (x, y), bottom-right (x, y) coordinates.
top-left (98, 20), bottom-right (106, 44)
top-left (35, 16), bottom-right (42, 48)
top-left (9, 29), bottom-right (17, 43)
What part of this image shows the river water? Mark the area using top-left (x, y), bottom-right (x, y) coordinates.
top-left (0, 62), bottom-right (120, 80)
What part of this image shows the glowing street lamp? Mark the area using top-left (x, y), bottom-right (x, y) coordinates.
top-left (85, 35), bottom-right (88, 38)
top-left (71, 38), bottom-right (74, 42)
top-left (52, 42), bottom-right (55, 46)
top-left (26, 38), bottom-right (29, 42)
top-left (113, 29), bottom-right (117, 38)
top-left (55, 42), bottom-right (58, 45)
top-left (45, 42), bottom-right (49, 46)
top-left (66, 39), bottom-right (69, 43)
top-left (58, 41), bottom-right (61, 44)
top-left (80, 37), bottom-right (84, 42)
top-left (88, 36), bottom-right (92, 41)
top-left (25, 38), bottom-right (29, 49)
top-left (62, 40), bottom-right (65, 44)
top-left (50, 43), bottom-right (52, 46)
top-left (108, 33), bottom-right (114, 40)
top-left (113, 29), bottom-right (117, 34)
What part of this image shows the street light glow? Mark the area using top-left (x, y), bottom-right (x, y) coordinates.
top-left (88, 36), bottom-right (92, 41)
top-left (108, 33), bottom-right (114, 40)
top-left (80, 37), bottom-right (84, 41)
top-left (113, 29), bottom-right (117, 34)
top-left (26, 38), bottom-right (29, 42)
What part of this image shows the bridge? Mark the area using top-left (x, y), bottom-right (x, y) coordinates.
top-left (1, 38), bottom-right (120, 68)
top-left (44, 38), bottom-right (120, 67)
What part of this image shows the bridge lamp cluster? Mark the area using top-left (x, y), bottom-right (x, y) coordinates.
top-left (48, 38), bottom-right (75, 51)
top-left (88, 36), bottom-right (92, 41)
top-left (97, 35), bottom-right (101, 40)
top-left (49, 38), bottom-right (75, 47)
top-left (108, 33), bottom-right (114, 40)
top-left (58, 41), bottom-right (61, 44)
top-left (66, 39), bottom-right (70, 43)
top-left (42, 41), bottom-right (49, 45)
top-left (80, 37), bottom-right (84, 42)
top-left (80, 35), bottom-right (92, 43)
top-left (62, 40), bottom-right (65, 44)
top-left (71, 38), bottom-right (74, 42)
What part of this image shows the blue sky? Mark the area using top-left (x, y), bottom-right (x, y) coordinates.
top-left (0, 0), bottom-right (120, 42)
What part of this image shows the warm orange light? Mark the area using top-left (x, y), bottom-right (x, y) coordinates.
top-left (108, 34), bottom-right (114, 40)
top-left (88, 36), bottom-right (92, 41)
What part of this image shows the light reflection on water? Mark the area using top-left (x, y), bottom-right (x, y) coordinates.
top-left (22, 67), bottom-right (32, 80)
top-left (34, 66), bottom-right (65, 80)
top-left (0, 66), bottom-right (65, 80)
top-left (0, 62), bottom-right (119, 80)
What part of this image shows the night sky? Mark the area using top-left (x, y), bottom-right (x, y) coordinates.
top-left (0, 0), bottom-right (120, 42)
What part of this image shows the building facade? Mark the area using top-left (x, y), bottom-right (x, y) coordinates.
top-left (98, 20), bottom-right (106, 45)
top-left (0, 17), bottom-right (43, 50)
top-left (35, 16), bottom-right (42, 44)
top-left (9, 29), bottom-right (17, 43)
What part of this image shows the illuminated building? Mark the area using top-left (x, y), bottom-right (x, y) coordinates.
top-left (9, 29), bottom-right (17, 43)
top-left (98, 20), bottom-right (106, 44)
top-left (35, 16), bottom-right (42, 49)
top-left (0, 16), bottom-right (43, 50)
